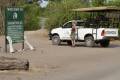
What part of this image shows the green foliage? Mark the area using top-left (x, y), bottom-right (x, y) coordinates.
top-left (106, 0), bottom-right (120, 7)
top-left (16, 0), bottom-right (120, 36)
top-left (24, 4), bottom-right (40, 30)
top-left (44, 0), bottom-right (87, 30)
top-left (92, 0), bottom-right (106, 6)
top-left (17, 1), bottom-right (41, 30)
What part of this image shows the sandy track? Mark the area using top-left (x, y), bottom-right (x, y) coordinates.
top-left (0, 30), bottom-right (120, 80)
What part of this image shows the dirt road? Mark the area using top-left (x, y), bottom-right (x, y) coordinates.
top-left (0, 30), bottom-right (120, 80)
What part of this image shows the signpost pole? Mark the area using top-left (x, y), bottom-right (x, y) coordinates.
top-left (5, 8), bottom-right (7, 53)
top-left (5, 37), bottom-right (7, 53)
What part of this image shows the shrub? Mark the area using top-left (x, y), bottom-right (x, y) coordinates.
top-left (18, 1), bottom-right (41, 30)
top-left (44, 0), bottom-right (87, 30)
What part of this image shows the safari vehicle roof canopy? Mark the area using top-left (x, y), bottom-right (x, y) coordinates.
top-left (72, 6), bottom-right (120, 12)
top-left (72, 6), bottom-right (120, 28)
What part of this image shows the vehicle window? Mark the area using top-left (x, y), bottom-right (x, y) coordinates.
top-left (84, 19), bottom-right (97, 28)
top-left (63, 22), bottom-right (72, 28)
top-left (99, 21), bottom-right (109, 28)
top-left (76, 22), bottom-right (85, 28)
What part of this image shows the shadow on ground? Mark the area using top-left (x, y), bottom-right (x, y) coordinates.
top-left (58, 42), bottom-right (120, 48)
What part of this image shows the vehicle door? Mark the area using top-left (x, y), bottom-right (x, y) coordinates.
top-left (61, 22), bottom-right (72, 40)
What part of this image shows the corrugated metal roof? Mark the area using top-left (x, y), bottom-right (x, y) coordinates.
top-left (72, 6), bottom-right (120, 12)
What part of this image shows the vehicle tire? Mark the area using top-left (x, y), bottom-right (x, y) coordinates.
top-left (52, 35), bottom-right (61, 45)
top-left (67, 41), bottom-right (72, 45)
top-left (85, 36), bottom-right (94, 47)
top-left (100, 39), bottom-right (110, 47)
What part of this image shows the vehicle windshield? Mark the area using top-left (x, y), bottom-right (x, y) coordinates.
top-left (62, 21), bottom-right (85, 28)
top-left (62, 22), bottom-right (72, 28)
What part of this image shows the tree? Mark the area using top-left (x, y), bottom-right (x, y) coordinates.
top-left (107, 0), bottom-right (120, 7)
top-left (92, 0), bottom-right (106, 6)
top-left (17, 0), bottom-right (41, 30)
top-left (44, 0), bottom-right (87, 30)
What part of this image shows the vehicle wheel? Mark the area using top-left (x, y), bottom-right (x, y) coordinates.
top-left (100, 39), bottom-right (110, 47)
top-left (67, 41), bottom-right (72, 45)
top-left (85, 36), bottom-right (94, 47)
top-left (52, 35), bottom-right (61, 45)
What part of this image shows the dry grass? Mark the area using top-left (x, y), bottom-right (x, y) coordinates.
top-left (25, 29), bottom-right (49, 38)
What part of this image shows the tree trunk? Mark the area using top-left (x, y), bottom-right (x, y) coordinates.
top-left (0, 56), bottom-right (29, 70)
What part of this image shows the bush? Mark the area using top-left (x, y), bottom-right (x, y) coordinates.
top-left (44, 0), bottom-right (87, 30)
top-left (23, 4), bottom-right (40, 30)
top-left (18, 1), bottom-right (41, 31)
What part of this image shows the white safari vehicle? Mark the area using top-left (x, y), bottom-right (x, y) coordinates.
top-left (49, 7), bottom-right (120, 47)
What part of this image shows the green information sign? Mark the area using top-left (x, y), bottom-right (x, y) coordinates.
top-left (5, 7), bottom-right (24, 43)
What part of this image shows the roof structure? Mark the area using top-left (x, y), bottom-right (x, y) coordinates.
top-left (72, 6), bottom-right (120, 12)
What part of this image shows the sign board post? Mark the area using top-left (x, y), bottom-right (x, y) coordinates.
top-left (5, 7), bottom-right (24, 52)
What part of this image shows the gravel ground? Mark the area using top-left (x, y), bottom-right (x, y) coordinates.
top-left (0, 30), bottom-right (120, 80)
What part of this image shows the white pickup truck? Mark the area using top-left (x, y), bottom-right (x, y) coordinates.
top-left (49, 20), bottom-right (119, 47)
